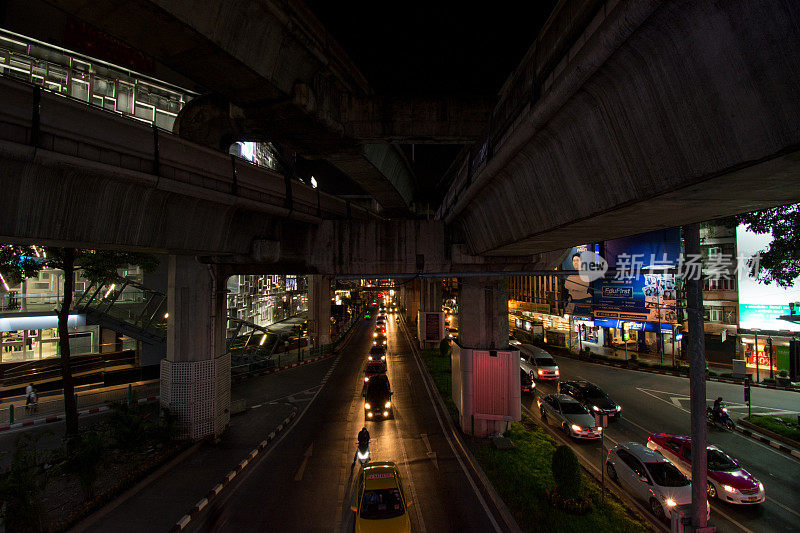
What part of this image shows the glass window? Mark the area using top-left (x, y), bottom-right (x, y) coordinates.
top-left (707, 449), bottom-right (738, 472)
top-left (359, 488), bottom-right (405, 520)
top-left (559, 401), bottom-right (589, 415)
top-left (645, 462), bottom-right (689, 487)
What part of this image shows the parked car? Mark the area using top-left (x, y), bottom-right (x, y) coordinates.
top-left (559, 380), bottom-right (621, 420)
top-left (520, 346), bottom-right (559, 381)
top-left (646, 433), bottom-right (765, 504)
top-left (536, 394), bottom-right (601, 439)
top-left (606, 441), bottom-right (709, 521)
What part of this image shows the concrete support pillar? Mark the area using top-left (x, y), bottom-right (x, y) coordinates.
top-left (308, 275), bottom-right (332, 347)
top-left (458, 276), bottom-right (509, 350)
top-left (404, 278), bottom-right (421, 327)
top-left (160, 255), bottom-right (230, 440)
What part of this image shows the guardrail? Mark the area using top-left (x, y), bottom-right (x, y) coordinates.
top-left (0, 380), bottom-right (159, 425)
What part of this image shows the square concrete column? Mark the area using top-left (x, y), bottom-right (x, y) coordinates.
top-left (458, 276), bottom-right (509, 350)
top-left (160, 255), bottom-right (230, 440)
top-left (308, 275), bottom-right (332, 347)
top-left (403, 278), bottom-right (421, 326)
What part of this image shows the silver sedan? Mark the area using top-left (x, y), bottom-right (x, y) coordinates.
top-left (537, 393), bottom-right (602, 439)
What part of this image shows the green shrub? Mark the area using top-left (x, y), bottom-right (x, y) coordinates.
top-left (0, 434), bottom-right (49, 532)
top-left (105, 401), bottom-right (148, 450)
top-left (439, 338), bottom-right (452, 358)
top-left (779, 370), bottom-right (789, 378)
top-left (551, 445), bottom-right (582, 497)
top-left (63, 430), bottom-right (105, 499)
top-left (628, 353), bottom-right (638, 363)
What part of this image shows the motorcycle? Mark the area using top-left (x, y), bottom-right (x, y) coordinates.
top-left (355, 441), bottom-right (371, 466)
top-left (706, 404), bottom-right (735, 430)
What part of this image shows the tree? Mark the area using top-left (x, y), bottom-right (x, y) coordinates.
top-left (717, 203), bottom-right (800, 288)
top-left (1, 245), bottom-right (158, 437)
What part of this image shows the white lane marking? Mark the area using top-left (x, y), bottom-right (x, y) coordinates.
top-left (294, 443), bottom-right (314, 482)
top-left (406, 332), bottom-right (503, 533)
top-left (767, 496), bottom-right (800, 519)
top-left (420, 433), bottom-right (439, 471)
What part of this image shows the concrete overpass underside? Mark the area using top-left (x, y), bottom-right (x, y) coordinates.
top-left (441, 0), bottom-right (800, 256)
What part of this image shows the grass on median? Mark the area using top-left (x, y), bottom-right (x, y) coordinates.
top-left (419, 348), bottom-right (649, 533)
top-left (745, 415), bottom-right (800, 443)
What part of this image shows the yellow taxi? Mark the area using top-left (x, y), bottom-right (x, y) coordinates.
top-left (351, 462), bottom-right (412, 533)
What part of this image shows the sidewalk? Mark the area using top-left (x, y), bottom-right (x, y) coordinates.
top-left (73, 402), bottom-right (297, 533)
top-left (575, 342), bottom-right (730, 374)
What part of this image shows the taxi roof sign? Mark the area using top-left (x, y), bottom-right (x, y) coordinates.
top-left (367, 473), bottom-right (394, 479)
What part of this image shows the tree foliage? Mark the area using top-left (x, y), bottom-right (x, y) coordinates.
top-left (551, 444), bottom-right (582, 497)
top-left (717, 203), bottom-right (800, 288)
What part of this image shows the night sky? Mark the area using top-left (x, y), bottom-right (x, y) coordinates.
top-left (304, 1), bottom-right (558, 205)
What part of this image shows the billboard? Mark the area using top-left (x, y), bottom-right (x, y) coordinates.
top-left (737, 226), bottom-right (800, 332)
top-left (593, 229), bottom-right (680, 323)
top-left (561, 244), bottom-right (595, 316)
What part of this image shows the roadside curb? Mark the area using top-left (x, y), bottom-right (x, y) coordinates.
top-left (0, 395), bottom-right (159, 432)
top-left (231, 355), bottom-right (329, 383)
top-left (536, 349), bottom-right (800, 393)
top-left (735, 420), bottom-right (800, 460)
top-left (171, 407), bottom-right (299, 532)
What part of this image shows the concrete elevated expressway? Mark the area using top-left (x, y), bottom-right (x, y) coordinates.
top-left (3, 0), bottom-right (800, 441)
top-left (4, 0), bottom-right (492, 214)
top-left (439, 0), bottom-right (800, 255)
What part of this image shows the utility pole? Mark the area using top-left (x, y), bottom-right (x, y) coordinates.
top-left (684, 223), bottom-right (712, 532)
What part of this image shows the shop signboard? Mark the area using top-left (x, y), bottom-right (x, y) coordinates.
top-left (593, 229), bottom-right (680, 323)
top-left (737, 226), bottom-right (800, 332)
top-left (594, 318), bottom-right (673, 334)
top-left (561, 244), bottom-right (595, 316)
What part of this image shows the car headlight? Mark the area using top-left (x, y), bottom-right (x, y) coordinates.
top-left (664, 498), bottom-right (677, 507)
top-left (385, 401), bottom-right (391, 408)
top-left (571, 424), bottom-right (582, 432)
top-left (592, 406), bottom-right (599, 411)
top-left (723, 484), bottom-right (736, 493)
top-left (554, 370), bottom-right (559, 375)
top-left (538, 370), bottom-right (544, 375)
top-left (383, 410), bottom-right (389, 417)
top-left (364, 403), bottom-right (371, 410)
top-left (367, 412), bottom-right (373, 417)
top-left (758, 482), bottom-right (764, 492)
top-left (373, 332), bottom-right (377, 337)
top-left (615, 405), bottom-right (622, 412)
top-left (381, 355), bottom-right (386, 360)
top-left (364, 377), bottom-right (369, 382)
top-left (368, 355), bottom-right (373, 361)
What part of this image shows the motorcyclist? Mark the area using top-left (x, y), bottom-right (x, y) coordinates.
top-left (357, 426), bottom-right (370, 447)
top-left (353, 426), bottom-right (370, 465)
top-left (712, 396), bottom-right (724, 422)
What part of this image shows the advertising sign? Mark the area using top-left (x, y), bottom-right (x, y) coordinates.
top-left (593, 229), bottom-right (680, 323)
top-left (561, 244), bottom-right (594, 316)
top-left (737, 226), bottom-right (800, 332)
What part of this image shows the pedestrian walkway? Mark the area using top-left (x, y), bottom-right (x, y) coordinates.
top-left (74, 402), bottom-right (297, 533)
top-left (563, 342), bottom-right (731, 374)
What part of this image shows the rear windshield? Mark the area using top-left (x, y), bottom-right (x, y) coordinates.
top-left (360, 488), bottom-right (405, 520)
top-left (646, 462), bottom-right (690, 487)
top-left (536, 357), bottom-right (556, 366)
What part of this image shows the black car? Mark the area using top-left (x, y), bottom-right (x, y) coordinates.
top-left (520, 368), bottom-right (535, 395)
top-left (368, 345), bottom-right (387, 361)
top-left (559, 380), bottom-right (621, 421)
top-left (364, 374), bottom-right (393, 420)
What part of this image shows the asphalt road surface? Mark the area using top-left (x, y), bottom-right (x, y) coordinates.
top-left (523, 349), bottom-right (800, 533)
top-left (188, 315), bottom-right (504, 532)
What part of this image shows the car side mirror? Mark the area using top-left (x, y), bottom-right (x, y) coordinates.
top-left (350, 505), bottom-right (358, 513)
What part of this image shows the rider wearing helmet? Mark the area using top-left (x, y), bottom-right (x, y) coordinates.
top-left (712, 396), bottom-right (724, 422)
top-left (358, 426), bottom-right (370, 446)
